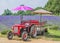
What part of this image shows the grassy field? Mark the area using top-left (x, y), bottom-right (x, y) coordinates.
top-left (48, 29), bottom-right (60, 36)
top-left (44, 29), bottom-right (60, 41)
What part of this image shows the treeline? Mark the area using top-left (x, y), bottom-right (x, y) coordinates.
top-left (2, 7), bottom-right (43, 16)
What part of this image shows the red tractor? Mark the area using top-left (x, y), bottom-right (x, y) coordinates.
top-left (7, 20), bottom-right (47, 41)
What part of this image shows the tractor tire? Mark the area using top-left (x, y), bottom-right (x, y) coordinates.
top-left (7, 31), bottom-right (13, 40)
top-left (30, 25), bottom-right (37, 38)
top-left (22, 31), bottom-right (28, 41)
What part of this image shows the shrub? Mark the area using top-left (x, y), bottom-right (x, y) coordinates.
top-left (50, 25), bottom-right (59, 30)
top-left (1, 30), bottom-right (10, 35)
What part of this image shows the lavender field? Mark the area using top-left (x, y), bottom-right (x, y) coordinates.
top-left (0, 15), bottom-right (60, 31)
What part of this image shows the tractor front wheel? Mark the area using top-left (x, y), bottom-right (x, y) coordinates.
top-left (7, 31), bottom-right (13, 40)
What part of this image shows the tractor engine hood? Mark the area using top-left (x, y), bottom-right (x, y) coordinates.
top-left (13, 24), bottom-right (25, 28)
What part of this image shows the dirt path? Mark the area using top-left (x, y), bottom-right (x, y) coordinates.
top-left (0, 37), bottom-right (60, 43)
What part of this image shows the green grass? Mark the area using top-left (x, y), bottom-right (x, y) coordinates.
top-left (48, 29), bottom-right (60, 36)
top-left (0, 33), bottom-right (6, 37)
top-left (45, 29), bottom-right (60, 41)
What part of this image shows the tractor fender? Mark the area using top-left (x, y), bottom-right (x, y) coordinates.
top-left (29, 24), bottom-right (35, 32)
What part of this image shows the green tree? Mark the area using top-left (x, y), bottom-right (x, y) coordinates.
top-left (16, 10), bottom-right (33, 15)
top-left (45, 0), bottom-right (60, 15)
top-left (17, 11), bottom-right (26, 15)
top-left (34, 7), bottom-right (43, 10)
top-left (25, 10), bottom-right (33, 15)
top-left (2, 9), bottom-right (13, 16)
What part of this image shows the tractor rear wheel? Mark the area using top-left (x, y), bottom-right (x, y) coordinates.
top-left (22, 31), bottom-right (28, 41)
top-left (30, 25), bottom-right (37, 38)
top-left (7, 31), bottom-right (13, 40)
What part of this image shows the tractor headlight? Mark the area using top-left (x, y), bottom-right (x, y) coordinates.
top-left (25, 23), bottom-right (29, 27)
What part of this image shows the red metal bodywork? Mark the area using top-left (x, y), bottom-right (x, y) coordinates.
top-left (12, 20), bottom-right (45, 36)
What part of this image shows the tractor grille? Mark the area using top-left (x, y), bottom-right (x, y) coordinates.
top-left (14, 27), bottom-right (18, 33)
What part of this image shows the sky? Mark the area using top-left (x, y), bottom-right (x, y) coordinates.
top-left (0, 0), bottom-right (48, 15)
